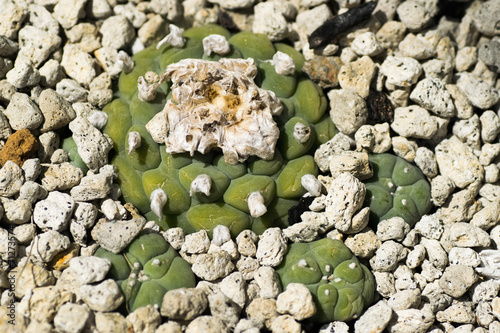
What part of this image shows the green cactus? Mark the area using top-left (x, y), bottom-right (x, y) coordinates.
top-left (363, 153), bottom-right (432, 228)
top-left (275, 238), bottom-right (375, 323)
top-left (95, 25), bottom-right (338, 238)
top-left (94, 231), bottom-right (196, 312)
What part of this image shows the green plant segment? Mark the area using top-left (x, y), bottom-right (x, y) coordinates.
top-left (94, 232), bottom-right (196, 312)
top-left (363, 153), bottom-right (432, 227)
top-left (275, 238), bottom-right (375, 323)
top-left (97, 25), bottom-right (337, 237)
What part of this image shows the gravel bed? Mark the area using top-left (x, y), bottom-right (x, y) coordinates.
top-left (0, 0), bottom-right (500, 332)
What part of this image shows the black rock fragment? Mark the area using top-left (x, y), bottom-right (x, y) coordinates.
top-left (288, 196), bottom-right (316, 225)
top-left (308, 1), bottom-right (377, 49)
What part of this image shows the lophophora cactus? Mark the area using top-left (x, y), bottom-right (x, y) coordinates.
top-left (94, 231), bottom-right (196, 312)
top-left (275, 238), bottom-right (375, 323)
top-left (363, 153), bottom-right (432, 228)
top-left (97, 25), bottom-right (337, 237)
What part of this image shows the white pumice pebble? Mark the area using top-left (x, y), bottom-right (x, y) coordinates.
top-left (157, 24), bottom-right (185, 49)
top-left (350, 31), bottom-right (383, 57)
top-left (391, 105), bottom-right (438, 139)
top-left (247, 191), bottom-right (267, 218)
top-left (256, 228), bottom-right (287, 267)
top-left (276, 283), bottom-right (316, 321)
top-left (212, 225), bottom-right (231, 247)
top-left (190, 174), bottom-right (212, 197)
top-left (150, 188), bottom-right (167, 220)
top-left (202, 34), bottom-right (231, 55)
top-left (182, 230), bottom-right (211, 254)
top-left (87, 110), bottom-right (109, 130)
top-left (300, 174), bottom-right (322, 197)
top-left (33, 191), bottom-right (76, 232)
top-left (272, 51), bottom-right (295, 75)
top-left (293, 121), bottom-right (310, 143)
top-left (452, 114), bottom-right (481, 150)
top-left (380, 56), bottom-right (422, 88)
top-left (252, 1), bottom-right (292, 42)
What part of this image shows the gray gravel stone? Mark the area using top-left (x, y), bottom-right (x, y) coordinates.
top-left (28, 230), bottom-right (71, 262)
top-left (328, 89), bottom-right (368, 135)
top-left (439, 265), bottom-right (478, 298)
top-left (473, 0), bottom-right (500, 36)
top-left (354, 300), bottom-right (393, 333)
top-left (370, 241), bottom-right (408, 272)
top-left (126, 305), bottom-right (162, 333)
top-left (391, 105), bottom-right (438, 139)
top-left (18, 26), bottom-right (61, 68)
top-left (65, 256), bottom-right (111, 284)
top-left (0, 161), bottom-right (24, 198)
top-left (4, 92), bottom-right (43, 130)
top-left (192, 250), bottom-right (235, 281)
top-left (0, 36), bottom-right (18, 57)
top-left (56, 78), bottom-right (89, 103)
top-left (33, 191), bottom-right (75, 231)
top-left (387, 305), bottom-right (435, 333)
top-left (396, 0), bottom-right (434, 31)
top-left (435, 136), bottom-right (483, 189)
top-left (161, 288), bottom-right (208, 320)
top-left (38, 89), bottom-right (76, 132)
top-left (61, 44), bottom-right (96, 88)
top-left (456, 72), bottom-right (499, 110)
top-left (79, 279), bottom-right (124, 312)
top-left (449, 222), bottom-right (491, 248)
top-left (53, 303), bottom-right (90, 333)
top-left (100, 15), bottom-right (136, 49)
top-left (90, 217), bottom-right (146, 253)
top-left (479, 37), bottom-right (500, 73)
top-left (380, 56), bottom-right (422, 87)
top-left (53, 0), bottom-right (88, 29)
top-left (69, 116), bottom-right (113, 171)
top-left (256, 228), bottom-right (287, 267)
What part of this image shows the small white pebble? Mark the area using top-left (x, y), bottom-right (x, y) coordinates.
top-left (247, 191), bottom-right (267, 218)
top-left (152, 259), bottom-right (160, 266)
top-left (150, 188), bottom-right (167, 220)
top-left (293, 122), bottom-right (310, 143)
top-left (298, 259), bottom-right (307, 267)
top-left (334, 278), bottom-right (342, 283)
top-left (133, 262), bottom-right (140, 268)
top-left (301, 174), bottom-right (322, 197)
top-left (349, 262), bottom-right (356, 269)
top-left (128, 131), bottom-right (141, 154)
top-left (190, 174), bottom-right (211, 196)
top-left (129, 280), bottom-right (136, 286)
top-left (202, 34), bottom-right (230, 56)
top-left (325, 289), bottom-right (330, 295)
top-left (273, 51), bottom-right (295, 75)
top-left (157, 24), bottom-right (185, 49)
top-left (87, 111), bottom-right (108, 130)
top-left (402, 199), bottom-right (407, 206)
top-left (325, 265), bottom-right (331, 272)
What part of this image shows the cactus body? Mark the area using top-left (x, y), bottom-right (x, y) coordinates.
top-left (275, 238), bottom-right (375, 323)
top-left (98, 25), bottom-right (337, 237)
top-left (94, 232), bottom-right (196, 312)
top-left (364, 153), bottom-right (432, 227)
